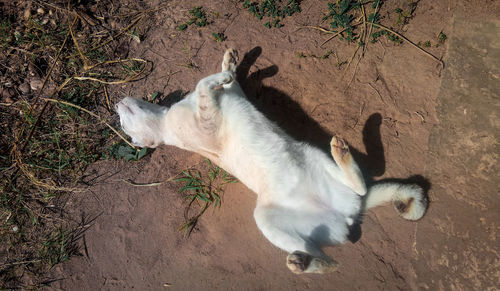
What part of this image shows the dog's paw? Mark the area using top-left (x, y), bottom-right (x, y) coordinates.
top-left (286, 251), bottom-right (312, 274)
top-left (222, 48), bottom-right (239, 72)
top-left (330, 134), bottom-right (351, 165)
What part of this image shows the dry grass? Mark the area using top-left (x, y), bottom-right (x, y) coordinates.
top-left (0, 1), bottom-right (158, 288)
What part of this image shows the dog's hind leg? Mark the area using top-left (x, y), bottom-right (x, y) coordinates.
top-left (330, 135), bottom-right (367, 196)
top-left (254, 204), bottom-right (340, 274)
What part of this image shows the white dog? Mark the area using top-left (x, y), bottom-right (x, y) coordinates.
top-left (116, 49), bottom-right (427, 274)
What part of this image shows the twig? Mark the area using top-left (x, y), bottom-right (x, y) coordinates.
top-left (297, 25), bottom-right (337, 34)
top-left (344, 54), bottom-right (362, 93)
top-left (69, 14), bottom-right (90, 70)
top-left (360, 1), bottom-right (368, 55)
top-left (121, 177), bottom-right (176, 187)
top-left (343, 44), bottom-right (361, 79)
top-left (42, 98), bottom-right (136, 149)
top-left (0, 259), bottom-right (42, 268)
top-left (91, 15), bottom-right (143, 52)
top-left (320, 27), bottom-right (349, 47)
top-left (298, 23), bottom-right (362, 47)
top-left (367, 82), bottom-right (385, 104)
top-left (103, 85), bottom-right (111, 112)
top-left (367, 22), bottom-right (444, 68)
top-left (19, 15), bottom-right (78, 153)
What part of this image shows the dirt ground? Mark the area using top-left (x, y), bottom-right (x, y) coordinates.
top-left (26, 0), bottom-right (497, 290)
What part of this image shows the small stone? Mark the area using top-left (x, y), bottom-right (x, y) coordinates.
top-left (37, 8), bottom-right (45, 15)
top-left (2, 88), bottom-right (15, 103)
top-left (19, 82), bottom-right (30, 94)
top-left (30, 77), bottom-right (43, 91)
top-left (24, 9), bottom-right (31, 20)
top-left (2, 87), bottom-right (14, 98)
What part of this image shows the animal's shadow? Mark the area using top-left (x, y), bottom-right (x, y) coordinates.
top-left (236, 47), bottom-right (430, 243)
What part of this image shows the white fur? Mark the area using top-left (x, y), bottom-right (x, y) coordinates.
top-left (365, 183), bottom-right (427, 220)
top-left (116, 49), bottom-right (427, 274)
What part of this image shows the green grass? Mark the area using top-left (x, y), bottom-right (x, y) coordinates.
top-left (177, 6), bottom-right (209, 31)
top-left (242, 0), bottom-right (301, 28)
top-left (0, 4), bottom-right (151, 288)
top-left (175, 159), bottom-right (237, 237)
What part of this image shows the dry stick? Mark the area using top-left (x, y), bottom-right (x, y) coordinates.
top-left (121, 176), bottom-right (177, 187)
top-left (344, 53), bottom-right (362, 93)
top-left (320, 27), bottom-right (349, 47)
top-left (0, 259), bottom-right (42, 268)
top-left (91, 16), bottom-right (143, 52)
top-left (69, 14), bottom-right (90, 70)
top-left (297, 24), bottom-right (362, 47)
top-left (42, 98), bottom-right (136, 149)
top-left (343, 37), bottom-right (362, 78)
top-left (64, 15), bottom-right (143, 60)
top-left (103, 85), bottom-right (111, 112)
top-left (19, 15), bottom-right (78, 153)
top-left (360, 1), bottom-right (368, 55)
top-left (367, 82), bottom-right (385, 104)
top-left (367, 22), bottom-right (444, 68)
top-left (85, 57), bottom-right (147, 70)
top-left (298, 25), bottom-right (337, 34)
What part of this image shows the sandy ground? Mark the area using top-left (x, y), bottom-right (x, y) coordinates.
top-left (48, 0), bottom-right (499, 290)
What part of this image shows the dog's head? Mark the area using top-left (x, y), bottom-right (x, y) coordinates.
top-left (115, 97), bottom-right (168, 148)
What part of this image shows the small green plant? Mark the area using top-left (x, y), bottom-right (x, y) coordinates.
top-left (39, 228), bottom-right (77, 267)
top-left (177, 6), bottom-right (209, 31)
top-left (438, 31), bottom-right (447, 43)
top-left (175, 159), bottom-right (237, 236)
top-left (105, 141), bottom-right (148, 161)
top-left (324, 0), bottom-right (360, 43)
top-left (149, 91), bottom-right (160, 101)
top-left (394, 2), bottom-right (418, 27)
top-left (242, 0), bottom-right (301, 28)
top-left (212, 32), bottom-right (226, 42)
top-left (423, 40), bottom-right (431, 47)
top-left (121, 60), bottom-right (145, 77)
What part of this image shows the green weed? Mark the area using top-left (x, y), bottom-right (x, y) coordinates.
top-left (212, 32), bottom-right (226, 42)
top-left (324, 0), bottom-right (361, 43)
top-left (177, 6), bottom-right (209, 31)
top-left (175, 159), bottom-right (237, 237)
top-left (105, 141), bottom-right (148, 161)
top-left (242, 0), bottom-right (301, 28)
top-left (438, 31), bottom-right (447, 43)
top-left (39, 228), bottom-right (76, 267)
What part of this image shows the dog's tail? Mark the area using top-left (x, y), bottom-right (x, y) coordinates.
top-left (364, 183), bottom-right (428, 220)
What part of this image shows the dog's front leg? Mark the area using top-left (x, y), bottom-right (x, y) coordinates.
top-left (194, 48), bottom-right (238, 130)
top-left (193, 71), bottom-right (234, 132)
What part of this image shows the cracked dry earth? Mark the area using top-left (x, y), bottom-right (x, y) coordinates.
top-left (48, 0), bottom-right (499, 290)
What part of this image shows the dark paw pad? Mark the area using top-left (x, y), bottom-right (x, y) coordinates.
top-left (286, 251), bottom-right (312, 274)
